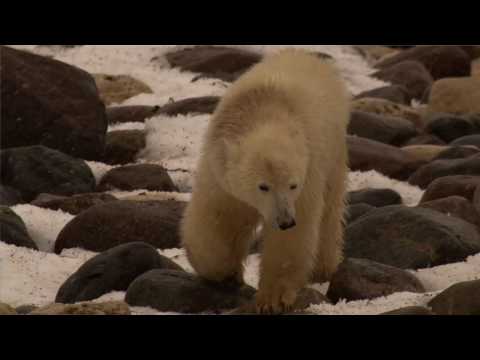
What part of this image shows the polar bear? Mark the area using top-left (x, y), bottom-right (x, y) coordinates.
top-left (181, 49), bottom-right (350, 314)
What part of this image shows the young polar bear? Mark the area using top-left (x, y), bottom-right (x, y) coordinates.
top-left (181, 49), bottom-right (350, 314)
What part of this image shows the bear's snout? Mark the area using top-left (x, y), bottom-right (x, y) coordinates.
top-left (278, 218), bottom-right (296, 231)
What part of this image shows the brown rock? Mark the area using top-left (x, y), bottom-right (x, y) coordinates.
top-left (326, 258), bottom-right (425, 303)
top-left (375, 46), bottom-right (471, 80)
top-left (31, 193), bottom-right (118, 215)
top-left (409, 154), bottom-right (480, 189)
top-left (103, 130), bottom-right (146, 165)
top-left (30, 301), bottom-right (131, 315)
top-left (351, 98), bottom-right (423, 129)
top-left (157, 96), bottom-right (220, 116)
top-left (418, 196), bottom-right (480, 228)
top-left (420, 175), bottom-right (480, 202)
top-left (93, 74), bottom-right (153, 106)
top-left (428, 279), bottom-right (480, 315)
top-left (428, 77), bottom-right (480, 115)
top-left (403, 134), bottom-right (446, 146)
top-left (432, 146), bottom-right (480, 161)
top-left (165, 46), bottom-right (261, 82)
top-left (1, 46), bottom-right (107, 161)
top-left (97, 164), bottom-right (178, 192)
top-left (347, 136), bottom-right (424, 180)
top-left (354, 85), bottom-right (411, 105)
top-left (55, 200), bottom-right (186, 253)
top-left (372, 61), bottom-right (433, 100)
top-left (106, 105), bottom-right (161, 125)
top-left (401, 145), bottom-right (448, 164)
top-left (381, 306), bottom-right (434, 315)
top-left (348, 111), bottom-right (417, 146)
top-left (0, 303), bottom-right (17, 315)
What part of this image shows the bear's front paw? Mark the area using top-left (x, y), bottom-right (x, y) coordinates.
top-left (255, 286), bottom-right (298, 315)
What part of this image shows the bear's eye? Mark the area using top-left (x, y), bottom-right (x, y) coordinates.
top-left (290, 184), bottom-right (298, 190)
top-left (259, 184), bottom-right (270, 192)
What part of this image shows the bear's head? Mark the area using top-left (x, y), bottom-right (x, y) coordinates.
top-left (223, 124), bottom-right (309, 231)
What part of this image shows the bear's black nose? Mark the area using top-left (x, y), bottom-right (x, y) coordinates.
top-left (279, 219), bottom-right (296, 230)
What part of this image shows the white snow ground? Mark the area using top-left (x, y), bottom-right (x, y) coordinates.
top-left (2, 45), bottom-right (479, 315)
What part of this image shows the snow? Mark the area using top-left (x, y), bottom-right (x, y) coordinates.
top-left (2, 45), bottom-right (478, 315)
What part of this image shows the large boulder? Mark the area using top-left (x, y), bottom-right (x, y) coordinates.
top-left (56, 242), bottom-right (183, 303)
top-left (165, 46), bottom-right (262, 82)
top-left (1, 46), bottom-right (107, 161)
top-left (344, 205), bottom-right (480, 269)
top-left (375, 46), bottom-right (471, 80)
top-left (55, 200), bottom-right (186, 253)
top-left (428, 77), bottom-right (480, 115)
top-left (348, 111), bottom-right (417, 146)
top-left (97, 164), bottom-right (178, 192)
top-left (326, 258), bottom-right (425, 303)
top-left (0, 206), bottom-right (37, 250)
top-left (428, 279), bottom-right (480, 315)
top-left (347, 136), bottom-right (424, 180)
top-left (125, 269), bottom-right (256, 314)
top-left (372, 60), bottom-right (433, 100)
top-left (31, 193), bottom-right (118, 215)
top-left (0, 146), bottom-right (96, 202)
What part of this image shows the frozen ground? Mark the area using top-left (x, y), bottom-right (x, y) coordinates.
top-left (2, 45), bottom-right (479, 315)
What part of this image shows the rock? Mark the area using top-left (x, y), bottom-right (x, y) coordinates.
top-left (15, 305), bottom-right (38, 315)
top-left (56, 242), bottom-right (183, 304)
top-left (31, 193), bottom-right (117, 215)
top-left (428, 77), bottom-right (480, 115)
top-left (474, 185), bottom-right (480, 214)
top-left (55, 200), bottom-right (186, 253)
top-left (402, 145), bottom-right (448, 163)
top-left (424, 113), bottom-right (477, 143)
top-left (459, 46), bottom-right (480, 60)
top-left (106, 105), bottom-right (161, 125)
top-left (351, 98), bottom-right (423, 129)
top-left (165, 46), bottom-right (261, 82)
top-left (125, 269), bottom-right (256, 313)
top-left (0, 206), bottom-right (38, 250)
top-left (0, 145), bottom-right (96, 201)
top-left (1, 46), bottom-right (107, 161)
top-left (345, 203), bottom-right (375, 225)
top-left (97, 164), bottom-right (178, 192)
top-left (103, 130), bottom-right (146, 165)
top-left (432, 146), bottom-right (480, 161)
top-left (30, 301), bottom-right (131, 315)
top-left (326, 258), bottom-right (424, 303)
top-left (409, 154), bottom-right (480, 189)
top-left (420, 175), bottom-right (480, 203)
top-left (347, 188), bottom-right (402, 207)
top-left (403, 134), bottom-right (446, 146)
top-left (418, 196), bottom-right (480, 228)
top-left (381, 306), bottom-right (433, 315)
top-left (354, 85), bottom-right (411, 105)
top-left (428, 279), bottom-right (480, 315)
top-left (348, 111), bottom-right (417, 146)
top-left (474, 59), bottom-right (480, 77)
top-left (372, 61), bottom-right (433, 100)
top-left (227, 288), bottom-right (330, 314)
top-left (344, 205), bottom-right (480, 269)
top-left (0, 185), bottom-right (23, 206)
top-left (93, 74), bottom-right (153, 106)
top-left (347, 136), bottom-right (424, 180)
top-left (0, 303), bottom-right (17, 315)
top-left (157, 96), bottom-right (220, 116)
top-left (375, 46), bottom-right (471, 80)
top-left (450, 135), bottom-right (480, 148)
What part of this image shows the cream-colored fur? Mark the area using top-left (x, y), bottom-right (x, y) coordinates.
top-left (181, 49), bottom-right (350, 314)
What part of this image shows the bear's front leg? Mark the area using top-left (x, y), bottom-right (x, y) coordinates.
top-left (256, 222), bottom-right (318, 314)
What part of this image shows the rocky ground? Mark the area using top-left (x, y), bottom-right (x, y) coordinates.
top-left (1, 45), bottom-right (480, 315)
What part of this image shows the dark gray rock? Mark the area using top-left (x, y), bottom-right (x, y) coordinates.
top-left (347, 188), bottom-right (402, 207)
top-left (428, 279), bottom-right (480, 315)
top-left (0, 206), bottom-right (37, 250)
